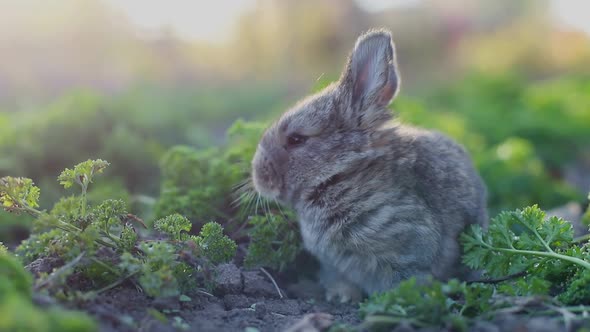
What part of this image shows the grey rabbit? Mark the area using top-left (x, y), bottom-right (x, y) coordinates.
top-left (251, 29), bottom-right (488, 302)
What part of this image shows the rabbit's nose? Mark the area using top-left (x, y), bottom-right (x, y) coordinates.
top-left (253, 144), bottom-right (285, 189)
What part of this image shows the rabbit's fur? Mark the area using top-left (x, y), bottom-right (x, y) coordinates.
top-left (251, 29), bottom-right (488, 301)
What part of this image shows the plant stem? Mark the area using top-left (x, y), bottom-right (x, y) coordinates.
top-left (102, 230), bottom-right (119, 244)
top-left (362, 315), bottom-right (426, 328)
top-left (95, 271), bottom-right (139, 294)
top-left (22, 205), bottom-right (44, 217)
top-left (482, 243), bottom-right (590, 270)
top-left (80, 183), bottom-right (88, 218)
top-left (35, 252), bottom-right (85, 291)
top-left (52, 218), bottom-right (116, 249)
top-left (89, 257), bottom-right (121, 276)
top-left (535, 305), bottom-right (590, 315)
top-left (531, 227), bottom-right (554, 253)
top-left (95, 238), bottom-right (117, 249)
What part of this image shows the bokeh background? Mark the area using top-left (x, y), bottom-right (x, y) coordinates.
top-left (1, 0), bottom-right (590, 243)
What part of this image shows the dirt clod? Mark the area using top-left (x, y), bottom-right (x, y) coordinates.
top-left (243, 270), bottom-right (281, 298)
top-left (25, 256), bottom-right (63, 276)
top-left (223, 294), bottom-right (252, 310)
top-left (214, 263), bottom-right (243, 294)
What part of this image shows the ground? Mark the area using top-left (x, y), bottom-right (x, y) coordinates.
top-left (27, 260), bottom-right (590, 332)
top-left (67, 264), bottom-right (360, 332)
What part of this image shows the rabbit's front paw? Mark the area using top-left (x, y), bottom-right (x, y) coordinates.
top-left (325, 280), bottom-right (363, 303)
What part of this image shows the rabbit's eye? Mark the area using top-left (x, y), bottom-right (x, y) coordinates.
top-left (286, 133), bottom-right (308, 147)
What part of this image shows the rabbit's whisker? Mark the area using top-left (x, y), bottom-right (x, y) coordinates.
top-left (238, 191), bottom-right (255, 217)
top-left (254, 193), bottom-right (261, 216)
top-left (274, 198), bottom-right (289, 221)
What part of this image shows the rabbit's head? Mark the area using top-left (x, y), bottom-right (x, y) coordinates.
top-left (252, 29), bottom-right (400, 207)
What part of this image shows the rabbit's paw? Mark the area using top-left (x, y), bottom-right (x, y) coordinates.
top-left (325, 280), bottom-right (363, 303)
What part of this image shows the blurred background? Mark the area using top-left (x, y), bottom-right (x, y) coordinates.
top-left (1, 0), bottom-right (590, 243)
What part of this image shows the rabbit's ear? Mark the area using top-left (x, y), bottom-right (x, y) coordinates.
top-left (340, 30), bottom-right (400, 127)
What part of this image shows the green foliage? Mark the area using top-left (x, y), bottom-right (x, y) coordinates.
top-left (461, 206), bottom-right (590, 276)
top-left (224, 119), bottom-right (268, 164)
top-left (154, 214), bottom-right (192, 241)
top-left (93, 199), bottom-right (127, 231)
top-left (0, 85), bottom-right (283, 209)
top-left (0, 177), bottom-right (40, 210)
top-left (476, 138), bottom-right (579, 213)
top-left (244, 213), bottom-right (301, 271)
top-left (58, 159), bottom-right (110, 190)
top-left (118, 224), bottom-right (138, 253)
top-left (154, 146), bottom-right (238, 224)
top-left (0, 291), bottom-right (97, 332)
top-left (16, 229), bottom-right (65, 264)
top-left (360, 278), bottom-right (493, 330)
top-left (424, 74), bottom-right (590, 164)
top-left (154, 120), bottom-right (303, 270)
top-left (0, 253), bottom-right (33, 298)
top-left (558, 268), bottom-right (590, 305)
top-left (192, 222), bottom-right (237, 265)
top-left (0, 250), bottom-right (96, 332)
top-left (354, 204), bottom-right (590, 331)
top-left (119, 242), bottom-right (180, 298)
top-left (118, 219), bottom-right (238, 297)
top-left (461, 205), bottom-right (586, 276)
top-left (154, 120), bottom-right (266, 224)
top-left (3, 160), bottom-right (237, 300)
top-left (462, 205), bottom-right (590, 303)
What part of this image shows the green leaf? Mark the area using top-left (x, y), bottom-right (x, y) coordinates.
top-left (0, 177), bottom-right (41, 210)
top-left (244, 212), bottom-right (300, 271)
top-left (154, 214), bottom-right (192, 241)
top-left (178, 294), bottom-right (192, 302)
top-left (360, 278), bottom-right (493, 329)
top-left (192, 222), bottom-right (236, 265)
top-left (58, 159), bottom-right (110, 190)
top-left (118, 224), bottom-right (138, 253)
top-left (460, 205), bottom-right (585, 278)
top-left (93, 199), bottom-right (127, 231)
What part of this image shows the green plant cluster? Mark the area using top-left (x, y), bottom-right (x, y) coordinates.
top-left (154, 120), bottom-right (265, 223)
top-left (358, 278), bottom-right (494, 331)
top-left (462, 205), bottom-right (590, 301)
top-left (0, 249), bottom-right (96, 332)
top-left (154, 120), bottom-right (303, 271)
top-left (244, 213), bottom-right (301, 272)
top-left (1, 159), bottom-right (237, 300)
top-left (352, 204), bottom-right (590, 331)
top-left (0, 84), bottom-right (286, 243)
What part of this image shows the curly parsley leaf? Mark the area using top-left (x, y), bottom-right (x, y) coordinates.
top-left (461, 205), bottom-right (589, 277)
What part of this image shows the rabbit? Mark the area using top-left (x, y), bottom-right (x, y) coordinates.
top-left (251, 29), bottom-right (488, 302)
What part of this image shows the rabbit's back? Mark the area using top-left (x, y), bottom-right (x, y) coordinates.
top-left (399, 126), bottom-right (488, 279)
top-left (406, 126), bottom-right (487, 228)
top-left (297, 124), bottom-right (487, 293)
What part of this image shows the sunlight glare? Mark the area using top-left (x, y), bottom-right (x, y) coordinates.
top-left (103, 0), bottom-right (590, 42)
top-left (551, 0), bottom-right (590, 35)
top-left (104, 0), bottom-right (256, 42)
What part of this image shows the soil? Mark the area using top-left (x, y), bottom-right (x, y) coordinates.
top-left (29, 260), bottom-right (590, 332)
top-left (68, 264), bottom-right (361, 332)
